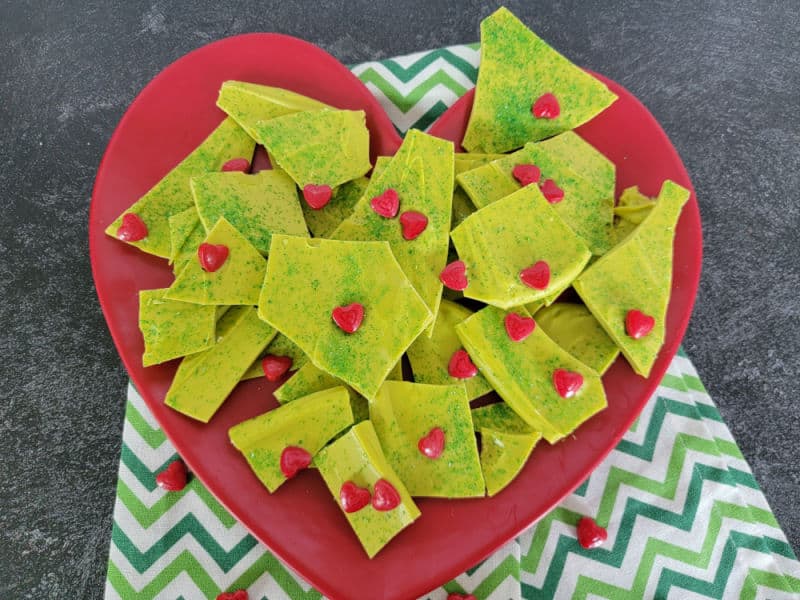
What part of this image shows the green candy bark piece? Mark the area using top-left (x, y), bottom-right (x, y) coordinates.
top-left (165, 307), bottom-right (276, 423)
top-left (258, 235), bottom-right (432, 399)
top-left (451, 188), bottom-right (477, 230)
top-left (331, 130), bottom-right (454, 324)
top-left (302, 177), bottom-right (369, 238)
top-left (240, 333), bottom-right (310, 381)
top-left (538, 132), bottom-right (616, 201)
top-left (533, 302), bottom-right (620, 375)
top-left (168, 207), bottom-right (199, 264)
top-left (573, 180), bottom-right (690, 377)
top-left (462, 7), bottom-right (617, 153)
top-left (266, 333), bottom-right (309, 369)
top-left (370, 156), bottom-right (391, 180)
top-left (613, 186), bottom-right (656, 244)
top-left (254, 109), bottom-right (371, 188)
top-left (455, 305), bottom-right (607, 443)
top-left (166, 217), bottom-right (267, 306)
top-left (270, 351), bottom-right (402, 404)
top-left (168, 207), bottom-right (205, 276)
top-left (216, 81), bottom-right (330, 140)
top-left (192, 171), bottom-right (308, 255)
top-left (479, 427), bottom-right (541, 497)
top-left (457, 142), bottom-right (614, 255)
top-left (228, 386), bottom-right (353, 493)
top-left (454, 153), bottom-right (505, 180)
top-left (406, 300), bottom-right (493, 401)
top-left (450, 185), bottom-right (591, 309)
top-left (314, 421), bottom-right (421, 558)
top-left (105, 117), bottom-right (255, 258)
top-left (471, 402), bottom-right (535, 434)
top-left (369, 381), bottom-right (485, 498)
top-left (274, 362), bottom-right (347, 403)
top-left (138, 288), bottom-right (216, 367)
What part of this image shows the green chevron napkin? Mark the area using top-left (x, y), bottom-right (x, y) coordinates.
top-left (104, 45), bottom-right (800, 600)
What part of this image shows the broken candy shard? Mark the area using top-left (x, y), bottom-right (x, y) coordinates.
top-left (314, 421), bottom-right (420, 558)
top-left (228, 386), bottom-right (353, 493)
top-left (573, 180), bottom-right (690, 377)
top-left (164, 307), bottom-right (277, 423)
top-left (216, 80), bottom-right (331, 140)
top-left (462, 7), bottom-right (617, 153)
top-left (450, 185), bottom-right (591, 309)
top-left (533, 302), bottom-right (620, 375)
top-left (138, 288), bottom-right (216, 367)
top-left (479, 427), bottom-right (541, 497)
top-left (369, 381), bottom-right (485, 498)
top-left (253, 108), bottom-right (371, 189)
top-left (258, 235), bottom-right (431, 400)
top-left (455, 304), bottom-right (606, 443)
top-left (166, 217), bottom-right (267, 306)
top-left (331, 129), bottom-right (454, 327)
top-left (105, 117), bottom-right (255, 258)
top-left (192, 170), bottom-right (309, 256)
top-left (406, 300), bottom-right (493, 402)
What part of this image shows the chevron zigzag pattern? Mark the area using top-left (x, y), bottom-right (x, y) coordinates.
top-left (105, 47), bottom-right (800, 600)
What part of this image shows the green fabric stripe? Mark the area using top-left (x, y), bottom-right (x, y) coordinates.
top-left (376, 48), bottom-right (478, 83)
top-left (615, 396), bottom-right (703, 460)
top-left (233, 552), bottom-right (323, 600)
top-left (683, 374), bottom-right (708, 393)
top-left (358, 68), bottom-right (468, 111)
top-left (117, 478), bottom-right (238, 529)
top-left (112, 514), bottom-right (257, 573)
top-left (108, 551), bottom-right (220, 599)
top-left (740, 568), bottom-right (800, 600)
top-left (120, 444), bottom-right (177, 492)
top-left (471, 553), bottom-right (519, 598)
top-left (526, 500), bottom-right (786, 598)
top-left (125, 399), bottom-right (167, 448)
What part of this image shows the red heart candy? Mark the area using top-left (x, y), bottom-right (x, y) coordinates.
top-left (399, 210), bottom-right (428, 240)
top-left (539, 179), bottom-right (564, 204)
top-left (532, 92), bottom-right (560, 119)
top-left (221, 157), bottom-right (251, 172)
top-left (217, 590), bottom-right (248, 600)
top-left (577, 516), bottom-right (607, 549)
top-left (625, 309), bottom-right (655, 339)
top-left (372, 478), bottom-right (401, 511)
top-left (340, 481), bottom-right (371, 513)
top-left (303, 184), bottom-right (332, 210)
top-left (156, 459), bottom-right (188, 492)
top-left (553, 368), bottom-right (584, 399)
top-left (519, 260), bottom-right (550, 290)
top-left (332, 302), bottom-right (364, 334)
top-left (504, 313), bottom-right (536, 342)
top-left (116, 213), bottom-right (148, 242)
top-left (261, 355), bottom-right (293, 382)
top-left (197, 243), bottom-right (229, 272)
top-left (370, 188), bottom-right (400, 218)
top-left (440, 260), bottom-right (468, 291)
top-left (511, 164), bottom-right (541, 187)
top-left (279, 446), bottom-right (312, 479)
top-left (447, 595), bottom-right (477, 600)
top-left (418, 427), bottom-right (445, 459)
top-left (448, 349), bottom-right (478, 379)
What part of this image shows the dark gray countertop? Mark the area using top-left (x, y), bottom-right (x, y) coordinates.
top-left (1, 1), bottom-right (798, 597)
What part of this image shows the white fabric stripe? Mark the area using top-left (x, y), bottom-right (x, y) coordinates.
top-left (108, 537), bottom-right (265, 593)
top-left (113, 493), bottom-right (250, 551)
top-left (351, 59), bottom-right (475, 97)
top-left (127, 383), bottom-right (163, 431)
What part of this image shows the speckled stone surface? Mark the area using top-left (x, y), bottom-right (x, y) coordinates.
top-left (0, 1), bottom-right (797, 597)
